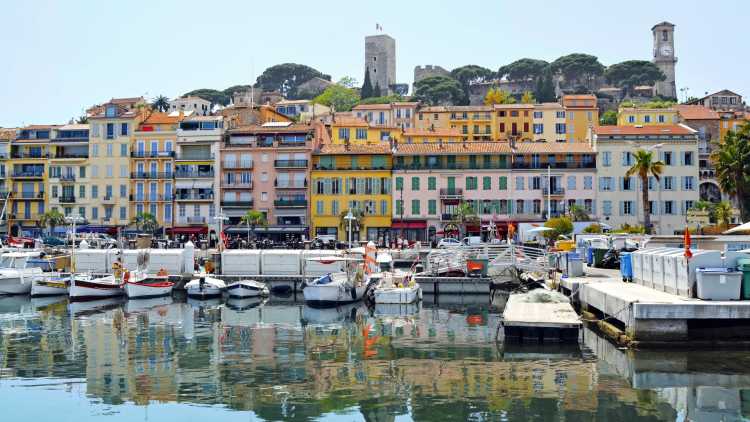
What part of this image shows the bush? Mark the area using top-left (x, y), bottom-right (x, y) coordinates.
top-left (542, 217), bottom-right (574, 241)
top-left (583, 223), bottom-right (602, 234)
top-left (612, 223), bottom-right (645, 234)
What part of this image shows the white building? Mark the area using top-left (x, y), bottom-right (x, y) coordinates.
top-left (169, 96), bottom-right (212, 116)
top-left (275, 100), bottom-right (330, 122)
top-left (593, 124), bottom-right (699, 235)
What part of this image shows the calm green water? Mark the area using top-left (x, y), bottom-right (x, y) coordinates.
top-left (0, 294), bottom-right (749, 421)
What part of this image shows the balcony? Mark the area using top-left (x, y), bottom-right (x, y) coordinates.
top-left (102, 196), bottom-right (115, 202)
top-left (187, 216), bottom-right (207, 224)
top-left (11, 153), bottom-right (49, 159)
top-left (274, 159), bottom-right (308, 168)
top-left (175, 153), bottom-right (214, 161)
top-left (275, 179), bottom-right (307, 189)
top-left (130, 172), bottom-right (173, 179)
top-left (53, 153), bottom-right (88, 160)
top-left (15, 191), bottom-right (44, 200)
top-left (11, 170), bottom-right (45, 178)
top-left (176, 193), bottom-right (214, 201)
top-left (222, 161), bottom-right (253, 169)
top-left (131, 151), bottom-right (175, 158)
top-left (175, 169), bottom-right (215, 178)
top-left (392, 163), bottom-right (509, 171)
top-left (274, 198), bottom-right (307, 208)
top-left (221, 181), bottom-right (253, 189)
top-left (60, 174), bottom-right (76, 182)
top-left (314, 165), bottom-right (390, 171)
top-left (59, 195), bottom-right (76, 203)
top-left (221, 200), bottom-right (254, 207)
top-left (512, 161), bottom-right (596, 170)
top-left (130, 194), bottom-right (174, 202)
top-left (439, 188), bottom-right (463, 199)
top-left (542, 187), bottom-right (565, 197)
top-left (441, 213), bottom-right (455, 222)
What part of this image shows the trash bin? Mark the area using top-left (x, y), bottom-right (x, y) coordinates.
top-left (566, 253), bottom-right (583, 277)
top-left (586, 247), bottom-right (593, 265)
top-left (592, 248), bottom-right (608, 268)
top-left (620, 252), bottom-right (633, 282)
top-left (738, 258), bottom-right (750, 300)
top-left (696, 267), bottom-right (742, 300)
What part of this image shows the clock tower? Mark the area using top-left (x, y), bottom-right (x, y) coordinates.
top-left (652, 21), bottom-right (677, 99)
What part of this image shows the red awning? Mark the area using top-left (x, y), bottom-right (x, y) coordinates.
top-left (167, 226), bottom-right (208, 235)
top-left (391, 220), bottom-right (427, 229)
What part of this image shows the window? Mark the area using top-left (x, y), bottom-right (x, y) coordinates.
top-left (662, 29), bottom-right (668, 41)
top-left (602, 151), bottom-right (611, 167)
top-left (428, 177), bottom-right (436, 191)
top-left (555, 123), bottom-right (566, 134)
top-left (106, 143), bottom-right (113, 157)
top-left (533, 123), bottom-right (544, 134)
top-left (584, 176), bottom-right (593, 190)
top-left (106, 165), bottom-right (113, 178)
top-left (428, 199), bottom-right (437, 215)
top-left (498, 176), bottom-right (507, 190)
top-left (683, 176), bottom-right (694, 190)
top-left (556, 111), bottom-right (565, 119)
top-left (79, 185), bottom-right (85, 198)
top-left (395, 200), bottom-right (403, 215)
top-left (599, 177), bottom-right (613, 191)
top-left (515, 176), bottom-right (524, 190)
top-left (356, 128), bottom-right (367, 139)
top-left (662, 151), bottom-right (672, 165)
top-left (379, 200), bottom-right (387, 215)
top-left (663, 176), bottom-right (673, 190)
top-left (483, 176), bottom-right (491, 190)
top-left (120, 144), bottom-right (127, 157)
top-left (338, 128), bottom-right (350, 140)
top-left (106, 123), bottom-right (114, 139)
top-left (531, 176), bottom-right (541, 190)
top-left (79, 166), bottom-right (86, 178)
top-left (627, 115), bottom-right (635, 124)
top-left (466, 176), bottom-right (478, 190)
top-left (51, 185), bottom-right (58, 198)
top-left (567, 176), bottom-right (576, 190)
top-left (120, 123), bottom-right (128, 136)
top-left (644, 115), bottom-right (651, 123)
top-left (79, 207), bottom-right (85, 218)
top-left (120, 207), bottom-right (126, 220)
top-left (533, 111), bottom-right (543, 119)
top-left (683, 151), bottom-right (693, 166)
top-left (622, 201), bottom-right (634, 216)
top-left (622, 151), bottom-right (633, 166)
top-left (165, 204), bottom-right (172, 221)
top-left (91, 144), bottom-right (99, 157)
top-left (411, 177), bottom-right (420, 191)
top-left (622, 177), bottom-right (633, 191)
top-left (92, 207), bottom-right (98, 219)
top-left (664, 200), bottom-right (674, 215)
top-left (658, 115), bottom-right (665, 123)
top-left (395, 177), bottom-right (403, 191)
top-left (91, 185), bottom-right (98, 198)
top-left (120, 184), bottom-right (127, 198)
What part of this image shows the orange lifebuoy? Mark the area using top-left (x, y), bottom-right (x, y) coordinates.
top-left (124, 271), bottom-right (130, 283)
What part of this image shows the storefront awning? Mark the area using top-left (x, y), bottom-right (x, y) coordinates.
top-left (225, 225), bottom-right (307, 234)
top-left (391, 220), bottom-right (427, 229)
top-left (167, 226), bottom-right (208, 235)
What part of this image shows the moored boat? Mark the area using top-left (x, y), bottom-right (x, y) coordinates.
top-left (302, 271), bottom-right (368, 306)
top-left (226, 279), bottom-right (269, 298)
top-left (185, 275), bottom-right (225, 299)
top-left (31, 275), bottom-right (70, 297)
top-left (124, 271), bottom-right (174, 299)
top-left (69, 274), bottom-right (124, 301)
top-left (0, 252), bottom-right (45, 295)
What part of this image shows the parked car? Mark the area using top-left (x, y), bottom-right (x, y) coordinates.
top-left (42, 236), bottom-right (65, 246)
top-left (462, 236), bottom-right (483, 246)
top-left (437, 238), bottom-right (461, 248)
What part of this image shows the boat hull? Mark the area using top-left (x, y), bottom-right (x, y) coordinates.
top-left (303, 283), bottom-right (367, 307)
top-left (0, 276), bottom-right (32, 295)
top-left (69, 278), bottom-right (124, 301)
top-left (374, 284), bottom-right (421, 304)
top-left (125, 281), bottom-right (174, 299)
top-left (31, 277), bottom-right (69, 297)
top-left (227, 282), bottom-right (269, 298)
top-left (186, 286), bottom-right (222, 299)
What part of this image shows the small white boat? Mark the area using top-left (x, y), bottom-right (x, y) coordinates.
top-left (0, 252), bottom-right (44, 295)
top-left (124, 272), bottom-right (174, 299)
top-left (69, 274), bottom-right (124, 301)
top-left (226, 279), bottom-right (269, 298)
top-left (372, 272), bottom-right (421, 304)
top-left (31, 274), bottom-right (70, 297)
top-left (303, 271), bottom-right (368, 306)
top-left (185, 275), bottom-right (225, 299)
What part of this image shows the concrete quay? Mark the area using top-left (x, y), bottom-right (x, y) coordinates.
top-left (556, 267), bottom-right (750, 344)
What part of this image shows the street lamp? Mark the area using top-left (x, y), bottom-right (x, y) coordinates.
top-left (214, 212), bottom-right (228, 251)
top-left (65, 215), bottom-right (84, 272)
top-left (344, 209), bottom-right (356, 249)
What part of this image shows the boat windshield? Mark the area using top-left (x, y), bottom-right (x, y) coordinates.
top-left (0, 256), bottom-right (12, 268)
top-left (12, 257), bottom-right (28, 269)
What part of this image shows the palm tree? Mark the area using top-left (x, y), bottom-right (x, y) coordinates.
top-left (714, 200), bottom-right (734, 230)
top-left (152, 95), bottom-right (170, 112)
top-left (625, 149), bottom-right (664, 234)
top-left (567, 204), bottom-right (590, 222)
top-left (134, 212), bottom-right (158, 233)
top-left (453, 201), bottom-right (478, 238)
top-left (75, 115), bottom-right (88, 124)
top-left (40, 209), bottom-right (66, 236)
top-left (711, 125), bottom-right (750, 221)
top-left (240, 210), bottom-right (267, 241)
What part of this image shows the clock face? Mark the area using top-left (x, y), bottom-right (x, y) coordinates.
top-left (660, 45), bottom-right (672, 56)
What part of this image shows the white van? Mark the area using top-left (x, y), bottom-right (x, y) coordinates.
top-left (462, 236), bottom-right (483, 246)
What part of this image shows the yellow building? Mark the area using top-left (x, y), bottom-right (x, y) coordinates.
top-left (415, 106), bottom-right (494, 142)
top-left (48, 124), bottom-right (91, 224)
top-left (88, 97), bottom-right (145, 227)
top-left (494, 104), bottom-right (534, 142)
top-left (718, 110), bottom-right (750, 141)
top-left (401, 128), bottom-right (462, 144)
top-left (310, 143), bottom-right (392, 244)
top-left (532, 102), bottom-right (567, 143)
top-left (561, 95), bottom-right (598, 143)
top-left (617, 106), bottom-right (678, 126)
top-left (8, 125), bottom-right (55, 234)
top-left (131, 112), bottom-right (181, 228)
top-left (330, 115), bottom-right (399, 144)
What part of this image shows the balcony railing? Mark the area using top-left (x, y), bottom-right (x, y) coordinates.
top-left (11, 153), bottom-right (49, 159)
top-left (16, 191), bottom-right (44, 199)
top-left (59, 174), bottom-right (76, 182)
top-left (439, 188), bottom-right (463, 198)
top-left (221, 181), bottom-right (253, 189)
top-left (274, 160), bottom-right (308, 168)
top-left (175, 153), bottom-right (214, 160)
top-left (11, 170), bottom-right (45, 178)
top-left (131, 151), bottom-right (175, 158)
top-left (53, 154), bottom-right (89, 159)
top-left (59, 195), bottom-right (76, 203)
top-left (130, 172), bottom-right (173, 179)
top-left (221, 200), bottom-right (254, 207)
top-left (176, 193), bottom-right (214, 201)
top-left (274, 198), bottom-right (307, 208)
top-left (130, 194), bottom-right (174, 202)
top-left (187, 216), bottom-right (206, 224)
top-left (175, 170), bottom-right (214, 178)
top-left (512, 162), bottom-right (596, 170)
top-left (441, 213), bottom-right (455, 221)
top-left (222, 161), bottom-right (254, 169)
top-left (275, 179), bottom-right (307, 189)
top-left (103, 196), bottom-right (115, 202)
top-left (393, 163), bottom-right (509, 171)
top-left (314, 165), bottom-right (390, 171)
top-left (542, 188), bottom-right (566, 196)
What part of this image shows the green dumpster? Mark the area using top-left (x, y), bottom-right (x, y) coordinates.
top-left (592, 248), bottom-right (608, 268)
top-left (737, 258), bottom-right (750, 300)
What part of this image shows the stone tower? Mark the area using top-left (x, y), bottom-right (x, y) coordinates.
top-left (365, 34), bottom-right (396, 95)
top-left (652, 21), bottom-right (677, 99)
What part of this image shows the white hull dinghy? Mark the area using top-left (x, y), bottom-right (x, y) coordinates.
top-left (31, 274), bottom-right (70, 297)
top-left (372, 271), bottom-right (421, 304)
top-left (227, 279), bottom-right (269, 298)
top-left (303, 272), bottom-right (368, 306)
top-left (124, 272), bottom-right (174, 299)
top-left (0, 252), bottom-right (45, 295)
top-left (185, 275), bottom-right (225, 299)
top-left (69, 274), bottom-right (124, 301)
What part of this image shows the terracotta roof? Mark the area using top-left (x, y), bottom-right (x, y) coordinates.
top-left (421, 105), bottom-right (495, 112)
top-left (110, 97), bottom-right (144, 104)
top-left (562, 94), bottom-right (597, 100)
top-left (229, 123), bottom-right (315, 134)
top-left (352, 103), bottom-right (392, 110)
top-left (492, 104), bottom-right (534, 110)
top-left (512, 142), bottom-right (594, 154)
top-left (317, 143), bottom-right (392, 155)
top-left (0, 128), bottom-right (17, 140)
top-left (22, 124), bottom-right (60, 130)
top-left (392, 102), bottom-right (419, 106)
top-left (594, 125), bottom-right (696, 136)
top-left (394, 141), bottom-right (512, 155)
top-left (141, 112), bottom-right (181, 125)
top-left (675, 105), bottom-right (719, 120)
top-left (331, 116), bottom-right (369, 127)
top-left (403, 128), bottom-right (462, 137)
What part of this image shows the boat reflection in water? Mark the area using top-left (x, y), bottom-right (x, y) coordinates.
top-left (4, 295), bottom-right (750, 421)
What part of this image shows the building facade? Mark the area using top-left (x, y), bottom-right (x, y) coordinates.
top-left (364, 34), bottom-right (396, 95)
top-left (48, 124), bottom-right (90, 225)
top-left (593, 125), bottom-right (699, 234)
top-left (560, 95), bottom-right (599, 143)
top-left (617, 106), bottom-right (678, 126)
top-left (652, 22), bottom-right (677, 99)
top-left (675, 105), bottom-right (725, 203)
top-left (8, 125), bottom-right (54, 234)
top-left (168, 96), bottom-right (211, 116)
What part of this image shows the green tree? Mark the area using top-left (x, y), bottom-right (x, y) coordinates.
top-left (313, 84), bottom-right (360, 112)
top-left (373, 82), bottom-right (382, 97)
top-left (520, 91), bottom-right (535, 104)
top-left (361, 67), bottom-right (374, 99)
top-left (338, 76), bottom-right (358, 89)
top-left (453, 202), bottom-right (478, 239)
top-left (183, 89), bottom-right (230, 106)
top-left (151, 95), bottom-right (170, 112)
top-left (625, 150), bottom-right (665, 234)
top-left (600, 110), bottom-right (618, 125)
top-left (357, 94), bottom-right (404, 105)
top-left (451, 65), bottom-right (495, 105)
top-left (714, 201), bottom-right (734, 230)
top-left (542, 217), bottom-right (574, 241)
top-left (498, 58), bottom-right (549, 81)
top-left (134, 212), bottom-right (158, 233)
top-left (240, 210), bottom-right (267, 240)
top-left (40, 209), bottom-right (66, 236)
top-left (604, 60), bottom-right (666, 97)
top-left (533, 68), bottom-right (556, 103)
top-left (550, 53), bottom-right (605, 90)
top-left (75, 115), bottom-right (88, 124)
top-left (711, 124), bottom-right (750, 221)
top-left (567, 204), bottom-right (590, 222)
top-left (583, 223), bottom-right (603, 234)
top-left (484, 88), bottom-right (516, 105)
top-left (413, 76), bottom-right (464, 106)
top-left (255, 63), bottom-right (330, 99)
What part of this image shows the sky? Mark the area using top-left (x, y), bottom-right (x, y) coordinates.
top-left (1, 0), bottom-right (747, 127)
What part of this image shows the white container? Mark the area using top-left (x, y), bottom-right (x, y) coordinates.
top-left (221, 250), bottom-right (261, 275)
top-left (651, 248), bottom-right (684, 292)
top-left (148, 249), bottom-right (188, 275)
top-left (302, 250), bottom-right (344, 277)
top-left (74, 249), bottom-right (119, 273)
top-left (261, 250), bottom-right (302, 275)
top-left (661, 250), bottom-right (687, 295)
top-left (696, 268), bottom-right (741, 300)
top-left (639, 247), bottom-right (672, 288)
top-left (631, 249), bottom-right (646, 284)
top-left (676, 249), bottom-right (722, 297)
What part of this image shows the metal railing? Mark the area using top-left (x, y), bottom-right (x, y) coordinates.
top-left (131, 151), bottom-right (175, 158)
top-left (175, 153), bottom-right (214, 160)
top-left (222, 161), bottom-right (253, 169)
top-left (439, 188), bottom-right (463, 197)
top-left (542, 187), bottom-right (565, 196)
top-left (221, 181), bottom-right (253, 189)
top-left (11, 170), bottom-right (44, 178)
top-left (60, 174), bottom-right (76, 182)
top-left (221, 200), bottom-right (253, 207)
top-left (274, 160), bottom-right (308, 168)
top-left (59, 195), bottom-right (76, 203)
top-left (130, 172), bottom-right (173, 179)
top-left (274, 198), bottom-right (307, 207)
top-left (174, 170), bottom-right (214, 178)
top-left (176, 193), bottom-right (214, 201)
top-left (187, 216), bottom-right (206, 224)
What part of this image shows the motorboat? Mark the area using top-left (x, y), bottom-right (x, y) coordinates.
top-left (185, 275), bottom-right (225, 299)
top-left (302, 270), bottom-right (369, 306)
top-left (0, 251), bottom-right (45, 295)
top-left (68, 273), bottom-right (124, 301)
top-left (370, 252), bottom-right (421, 304)
top-left (226, 279), bottom-right (269, 298)
top-left (124, 271), bottom-right (174, 299)
top-left (31, 274), bottom-right (70, 297)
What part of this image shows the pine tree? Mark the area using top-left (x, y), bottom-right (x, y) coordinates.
top-left (540, 70), bottom-right (556, 102)
top-left (373, 82), bottom-right (382, 97)
top-left (361, 67), bottom-right (373, 99)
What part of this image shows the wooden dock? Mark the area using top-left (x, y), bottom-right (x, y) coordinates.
top-left (502, 293), bottom-right (581, 342)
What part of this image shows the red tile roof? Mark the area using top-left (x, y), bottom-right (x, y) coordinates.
top-left (331, 116), bottom-right (369, 127)
top-left (594, 125), bottom-right (695, 136)
top-left (230, 123), bottom-right (315, 134)
top-left (675, 105), bottom-right (719, 120)
top-left (317, 143), bottom-right (392, 155)
top-left (513, 142), bottom-right (594, 154)
top-left (403, 128), bottom-right (462, 137)
top-left (352, 103), bottom-right (392, 110)
top-left (141, 112), bottom-right (181, 125)
top-left (394, 141), bottom-right (512, 155)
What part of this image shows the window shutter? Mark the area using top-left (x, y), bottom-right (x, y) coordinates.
top-left (619, 201), bottom-right (624, 216)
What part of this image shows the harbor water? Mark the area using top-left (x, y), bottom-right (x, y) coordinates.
top-left (1, 293), bottom-right (749, 421)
